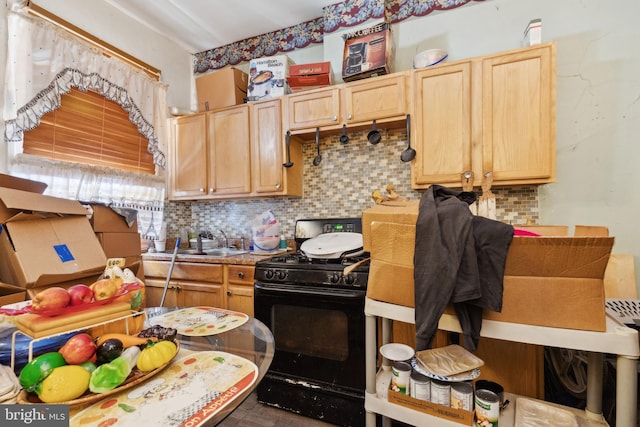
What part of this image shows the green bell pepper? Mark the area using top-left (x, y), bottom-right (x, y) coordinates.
top-left (19, 352), bottom-right (67, 392)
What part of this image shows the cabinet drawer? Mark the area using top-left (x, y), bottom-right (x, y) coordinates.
top-left (143, 260), bottom-right (224, 283)
top-left (227, 265), bottom-right (255, 285)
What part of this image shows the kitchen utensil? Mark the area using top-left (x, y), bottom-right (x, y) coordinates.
top-left (313, 127), bottom-right (322, 166)
top-left (283, 130), bottom-right (294, 168)
top-left (367, 120), bottom-right (381, 145)
top-left (340, 124), bottom-right (349, 144)
top-left (478, 171), bottom-right (496, 219)
top-left (400, 114), bottom-right (416, 162)
top-left (160, 237), bottom-right (180, 308)
top-left (300, 232), bottom-right (364, 259)
top-left (461, 171), bottom-right (477, 215)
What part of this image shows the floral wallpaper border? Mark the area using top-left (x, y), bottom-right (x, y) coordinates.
top-left (194, 0), bottom-right (483, 73)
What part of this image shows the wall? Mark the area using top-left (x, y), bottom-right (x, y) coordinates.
top-left (3, 0), bottom-right (639, 292)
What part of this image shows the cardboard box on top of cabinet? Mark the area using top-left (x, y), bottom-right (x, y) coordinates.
top-left (342, 22), bottom-right (393, 82)
top-left (362, 202), bottom-right (614, 332)
top-left (195, 67), bottom-right (248, 112)
top-left (287, 61), bottom-right (333, 92)
top-left (247, 55), bottom-right (294, 101)
top-left (0, 174), bottom-right (107, 289)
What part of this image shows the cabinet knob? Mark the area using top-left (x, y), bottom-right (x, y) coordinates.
top-left (332, 115), bottom-right (337, 122)
top-left (347, 113), bottom-right (352, 120)
top-left (209, 188), bottom-right (214, 193)
top-left (175, 285), bottom-right (181, 291)
top-left (226, 291), bottom-right (232, 296)
top-left (238, 272), bottom-right (244, 279)
top-left (199, 188), bottom-right (205, 192)
top-left (275, 183), bottom-right (281, 189)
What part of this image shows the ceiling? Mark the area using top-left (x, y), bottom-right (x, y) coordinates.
top-left (104, 0), bottom-right (339, 54)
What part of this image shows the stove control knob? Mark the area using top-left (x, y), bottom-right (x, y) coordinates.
top-left (329, 273), bottom-right (341, 284)
top-left (265, 270), bottom-right (274, 279)
top-left (344, 275), bottom-right (355, 285)
top-left (277, 270), bottom-right (287, 280)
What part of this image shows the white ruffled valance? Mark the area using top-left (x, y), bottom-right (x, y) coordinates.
top-left (3, 0), bottom-right (168, 207)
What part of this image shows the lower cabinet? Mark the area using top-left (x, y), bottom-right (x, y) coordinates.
top-left (143, 260), bottom-right (254, 316)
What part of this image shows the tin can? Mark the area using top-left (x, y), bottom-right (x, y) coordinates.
top-left (451, 381), bottom-right (474, 411)
top-left (409, 370), bottom-right (430, 401)
top-left (474, 389), bottom-right (500, 426)
top-left (391, 361), bottom-right (411, 395)
top-left (430, 378), bottom-right (450, 406)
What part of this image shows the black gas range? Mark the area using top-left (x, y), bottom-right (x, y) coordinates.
top-left (254, 218), bottom-right (369, 427)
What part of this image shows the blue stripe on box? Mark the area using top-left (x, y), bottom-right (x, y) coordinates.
top-left (54, 244), bottom-right (75, 262)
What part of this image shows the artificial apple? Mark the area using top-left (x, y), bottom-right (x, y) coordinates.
top-left (90, 278), bottom-right (119, 301)
top-left (31, 287), bottom-right (71, 311)
top-left (67, 284), bottom-right (94, 306)
top-left (58, 333), bottom-right (97, 365)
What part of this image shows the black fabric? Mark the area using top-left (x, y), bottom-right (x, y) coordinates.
top-left (413, 185), bottom-right (514, 352)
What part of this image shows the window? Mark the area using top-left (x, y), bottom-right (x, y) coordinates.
top-left (24, 88), bottom-right (155, 174)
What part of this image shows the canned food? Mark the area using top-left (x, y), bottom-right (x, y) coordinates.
top-left (451, 381), bottom-right (474, 411)
top-left (409, 370), bottom-right (430, 401)
top-left (430, 378), bottom-right (450, 406)
top-left (475, 389), bottom-right (500, 427)
top-left (391, 361), bottom-right (411, 395)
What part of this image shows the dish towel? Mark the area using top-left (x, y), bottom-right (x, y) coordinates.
top-left (413, 185), bottom-right (514, 352)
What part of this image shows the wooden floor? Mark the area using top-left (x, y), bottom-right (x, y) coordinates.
top-left (217, 391), bottom-right (338, 427)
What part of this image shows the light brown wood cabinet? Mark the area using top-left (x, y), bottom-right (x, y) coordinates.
top-left (250, 99), bottom-right (302, 197)
top-left (411, 42), bottom-right (556, 189)
top-left (286, 73), bottom-right (408, 133)
top-left (144, 261), bottom-right (224, 308)
top-left (225, 265), bottom-right (255, 316)
top-left (143, 260), bottom-right (255, 317)
top-left (168, 105), bottom-right (250, 199)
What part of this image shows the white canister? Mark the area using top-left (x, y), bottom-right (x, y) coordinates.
top-left (430, 379), bottom-right (451, 406)
top-left (451, 381), bottom-right (474, 411)
top-left (390, 361), bottom-right (411, 395)
top-left (474, 389), bottom-right (500, 426)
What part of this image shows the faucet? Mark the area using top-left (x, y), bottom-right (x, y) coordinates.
top-left (216, 229), bottom-right (228, 248)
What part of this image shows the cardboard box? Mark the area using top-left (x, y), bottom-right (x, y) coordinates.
top-left (0, 185), bottom-right (107, 288)
top-left (388, 389), bottom-right (473, 425)
top-left (96, 232), bottom-right (143, 258)
top-left (88, 203), bottom-right (138, 233)
top-left (247, 55), bottom-right (294, 101)
top-left (0, 282), bottom-right (26, 306)
top-left (287, 61), bottom-right (333, 90)
top-left (523, 18), bottom-right (542, 47)
top-left (362, 202), bottom-right (614, 332)
top-left (196, 67), bottom-right (248, 112)
top-left (342, 22), bottom-right (392, 82)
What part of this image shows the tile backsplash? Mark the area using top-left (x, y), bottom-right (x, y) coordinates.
top-left (163, 127), bottom-right (539, 241)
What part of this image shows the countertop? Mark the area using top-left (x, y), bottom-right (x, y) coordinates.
top-left (142, 248), bottom-right (291, 266)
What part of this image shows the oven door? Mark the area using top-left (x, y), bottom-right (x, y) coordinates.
top-left (254, 282), bottom-right (366, 392)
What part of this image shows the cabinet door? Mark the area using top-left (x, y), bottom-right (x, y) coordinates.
top-left (226, 265), bottom-right (255, 316)
top-left (144, 278), bottom-right (179, 307)
top-left (251, 99), bottom-right (285, 195)
top-left (207, 105), bottom-right (251, 196)
top-left (169, 114), bottom-right (208, 199)
top-left (287, 87), bottom-right (341, 130)
top-left (482, 43), bottom-right (555, 183)
top-left (177, 281), bottom-right (224, 308)
top-left (412, 62), bottom-right (473, 188)
top-left (343, 73), bottom-right (407, 123)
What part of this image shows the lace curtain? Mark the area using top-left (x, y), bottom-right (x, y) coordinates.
top-left (3, 1), bottom-right (168, 237)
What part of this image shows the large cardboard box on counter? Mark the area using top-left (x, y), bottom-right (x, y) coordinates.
top-left (0, 183), bottom-right (107, 289)
top-left (0, 282), bottom-right (26, 306)
top-left (362, 202), bottom-right (614, 332)
top-left (196, 67), bottom-right (248, 112)
top-left (96, 232), bottom-right (142, 258)
top-left (88, 203), bottom-right (138, 233)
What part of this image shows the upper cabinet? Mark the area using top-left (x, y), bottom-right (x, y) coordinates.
top-left (287, 73), bottom-right (408, 132)
top-left (250, 99), bottom-right (303, 197)
top-left (411, 42), bottom-right (556, 189)
top-left (169, 101), bottom-right (302, 201)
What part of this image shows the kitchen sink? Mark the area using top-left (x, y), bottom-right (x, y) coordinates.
top-left (161, 248), bottom-right (248, 257)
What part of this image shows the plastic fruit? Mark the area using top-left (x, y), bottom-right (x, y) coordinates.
top-left (58, 333), bottom-right (97, 365)
top-left (90, 278), bottom-right (119, 301)
top-left (36, 365), bottom-right (91, 403)
top-left (67, 284), bottom-right (94, 305)
top-left (19, 352), bottom-right (67, 392)
top-left (31, 287), bottom-right (70, 311)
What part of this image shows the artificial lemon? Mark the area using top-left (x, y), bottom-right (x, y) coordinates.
top-left (36, 365), bottom-right (91, 403)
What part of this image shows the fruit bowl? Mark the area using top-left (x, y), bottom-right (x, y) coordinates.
top-left (17, 340), bottom-right (179, 408)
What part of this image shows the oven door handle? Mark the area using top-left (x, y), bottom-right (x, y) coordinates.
top-left (254, 282), bottom-right (365, 299)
